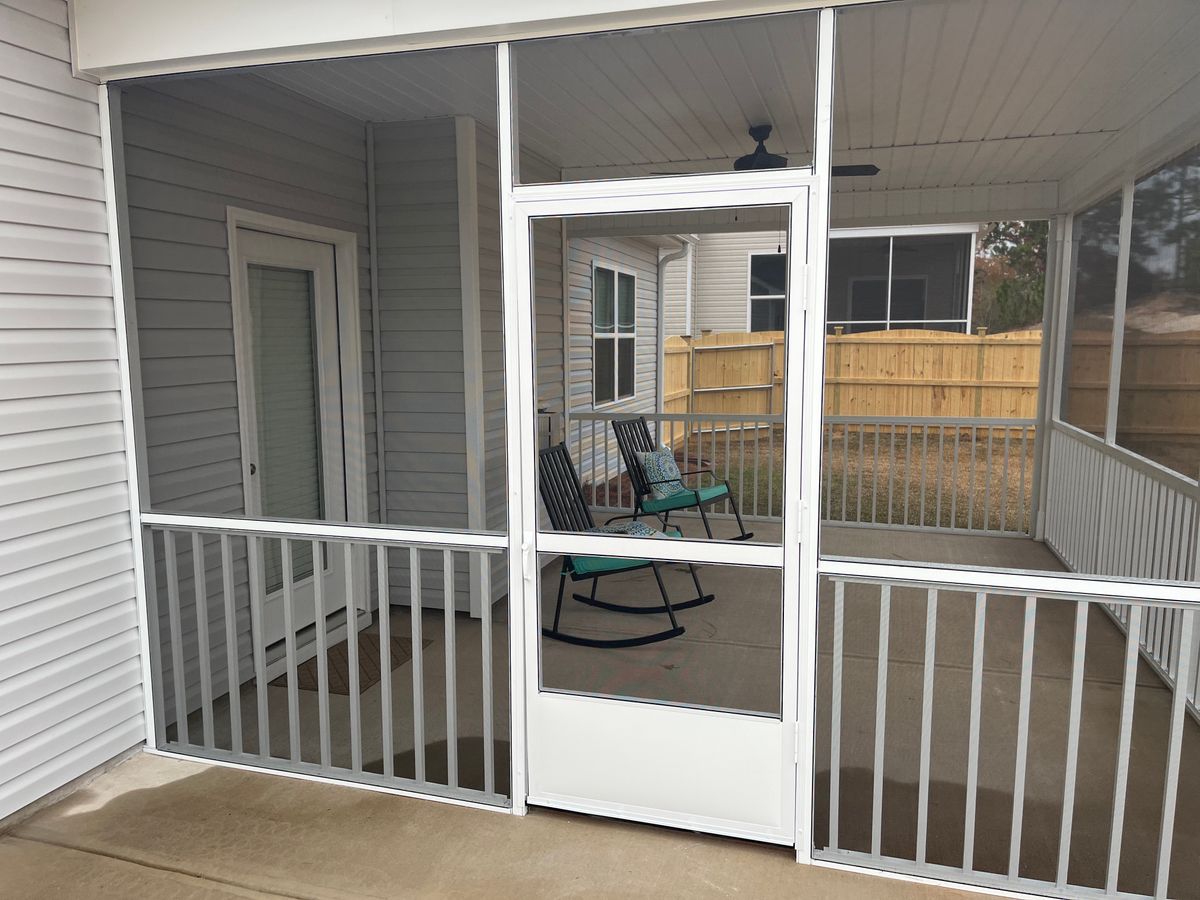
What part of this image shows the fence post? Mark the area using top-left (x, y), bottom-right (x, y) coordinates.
top-left (831, 327), bottom-right (843, 415)
top-left (974, 326), bottom-right (988, 418)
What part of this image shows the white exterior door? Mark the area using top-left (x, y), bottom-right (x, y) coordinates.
top-left (511, 179), bottom-right (816, 844)
top-left (231, 226), bottom-right (360, 644)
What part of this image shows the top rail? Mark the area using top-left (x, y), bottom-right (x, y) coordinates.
top-left (140, 512), bottom-right (508, 552)
top-left (825, 415), bottom-right (1036, 427)
top-left (571, 411), bottom-right (784, 425)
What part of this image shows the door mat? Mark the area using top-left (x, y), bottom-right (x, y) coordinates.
top-left (271, 634), bottom-right (433, 695)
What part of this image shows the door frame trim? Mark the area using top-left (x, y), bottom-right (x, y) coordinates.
top-left (225, 207), bottom-right (369, 527)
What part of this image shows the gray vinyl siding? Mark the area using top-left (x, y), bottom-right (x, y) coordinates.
top-left (372, 117), bottom-right (473, 610)
top-left (121, 75), bottom-right (375, 519)
top-left (0, 0), bottom-right (145, 821)
top-left (372, 118), bottom-right (465, 533)
top-left (692, 232), bottom-right (780, 333)
top-left (565, 236), bottom-right (659, 488)
top-left (119, 74), bottom-right (374, 717)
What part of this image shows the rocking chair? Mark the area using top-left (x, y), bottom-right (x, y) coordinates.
top-left (538, 442), bottom-right (714, 649)
top-left (611, 416), bottom-right (754, 541)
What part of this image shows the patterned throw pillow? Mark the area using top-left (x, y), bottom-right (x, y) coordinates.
top-left (589, 520), bottom-right (661, 538)
top-left (636, 447), bottom-right (686, 500)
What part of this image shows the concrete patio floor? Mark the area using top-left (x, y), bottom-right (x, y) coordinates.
top-left (0, 752), bottom-right (992, 899)
top-left (151, 523), bottom-right (1198, 897)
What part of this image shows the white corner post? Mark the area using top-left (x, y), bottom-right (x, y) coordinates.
top-left (457, 115), bottom-right (489, 618)
top-left (1049, 213), bottom-right (1076, 424)
top-left (657, 239), bottom-right (689, 413)
top-left (496, 41), bottom-right (530, 815)
top-left (1103, 180), bottom-right (1136, 447)
top-left (99, 84), bottom-right (160, 748)
top-left (795, 4), bottom-right (836, 866)
top-left (367, 122), bottom-right (388, 529)
top-left (1030, 214), bottom-right (1064, 541)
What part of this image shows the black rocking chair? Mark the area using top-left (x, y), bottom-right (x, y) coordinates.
top-left (538, 442), bottom-right (713, 649)
top-left (611, 416), bottom-right (754, 541)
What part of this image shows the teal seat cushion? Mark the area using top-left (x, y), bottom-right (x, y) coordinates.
top-left (567, 520), bottom-right (675, 577)
top-left (641, 482), bottom-right (729, 513)
top-left (569, 554), bottom-right (648, 577)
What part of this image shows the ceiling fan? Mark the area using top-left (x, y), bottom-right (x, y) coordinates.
top-left (651, 124), bottom-right (879, 176)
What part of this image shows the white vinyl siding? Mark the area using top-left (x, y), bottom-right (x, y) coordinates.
top-left (0, 0), bottom-right (144, 821)
top-left (692, 231), bottom-right (782, 333)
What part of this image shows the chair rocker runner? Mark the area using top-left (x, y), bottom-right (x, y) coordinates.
top-left (538, 443), bottom-right (713, 649)
top-left (611, 416), bottom-right (754, 541)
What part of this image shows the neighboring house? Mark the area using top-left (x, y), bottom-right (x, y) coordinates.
top-left (663, 224), bottom-right (978, 336)
top-left (2, 4), bottom-right (1199, 900)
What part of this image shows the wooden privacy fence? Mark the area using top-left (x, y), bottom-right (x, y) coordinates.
top-left (664, 328), bottom-right (1044, 419)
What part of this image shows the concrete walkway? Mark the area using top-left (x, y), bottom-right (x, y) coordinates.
top-left (0, 753), bottom-right (993, 899)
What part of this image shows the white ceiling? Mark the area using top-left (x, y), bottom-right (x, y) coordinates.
top-left (233, 0), bottom-right (1200, 197)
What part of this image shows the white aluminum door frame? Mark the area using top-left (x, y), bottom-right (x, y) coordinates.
top-left (496, 10), bottom-right (836, 841)
top-left (507, 177), bottom-right (816, 844)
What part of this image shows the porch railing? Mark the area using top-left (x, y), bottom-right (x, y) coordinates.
top-left (566, 411), bottom-right (1036, 536)
top-left (815, 569), bottom-right (1198, 900)
top-left (1044, 422), bottom-right (1200, 720)
top-left (143, 515), bottom-right (508, 806)
top-left (822, 416), bottom-right (1036, 535)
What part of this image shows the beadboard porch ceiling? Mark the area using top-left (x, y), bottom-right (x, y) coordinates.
top-left (235, 0), bottom-right (1200, 203)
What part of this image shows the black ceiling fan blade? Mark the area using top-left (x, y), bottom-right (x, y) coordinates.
top-left (831, 164), bottom-right (880, 177)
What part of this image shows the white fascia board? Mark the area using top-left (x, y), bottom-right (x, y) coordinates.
top-left (71, 0), bottom-right (869, 80)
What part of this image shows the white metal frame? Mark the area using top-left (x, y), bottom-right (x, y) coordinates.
top-left (589, 259), bottom-right (638, 407)
top-left (509, 177), bottom-right (814, 844)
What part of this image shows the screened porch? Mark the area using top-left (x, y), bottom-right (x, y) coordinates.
top-left (114, 2), bottom-right (1200, 898)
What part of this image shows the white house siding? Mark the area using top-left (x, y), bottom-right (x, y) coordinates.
top-left (691, 231), bottom-right (781, 334)
top-left (0, 0), bottom-right (144, 820)
top-left (119, 74), bottom-right (374, 716)
top-left (565, 236), bottom-right (659, 489)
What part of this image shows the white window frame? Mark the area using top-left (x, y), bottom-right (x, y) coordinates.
top-left (590, 260), bottom-right (637, 407)
top-left (746, 249), bottom-right (788, 332)
top-left (770, 223), bottom-right (977, 334)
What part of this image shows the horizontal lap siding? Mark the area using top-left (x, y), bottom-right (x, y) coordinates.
top-left (373, 119), bottom-right (473, 609)
top-left (566, 236), bottom-right (659, 490)
top-left (0, 0), bottom-right (143, 820)
top-left (120, 74), bottom-right (374, 716)
top-left (693, 232), bottom-right (780, 333)
top-left (661, 246), bottom-right (691, 337)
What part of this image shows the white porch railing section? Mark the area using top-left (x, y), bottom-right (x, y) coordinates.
top-left (816, 572), bottom-right (1197, 900)
top-left (1044, 422), bottom-right (1200, 717)
top-left (822, 416), bottom-right (1036, 535)
top-left (566, 412), bottom-right (1035, 535)
top-left (144, 518), bottom-right (508, 807)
